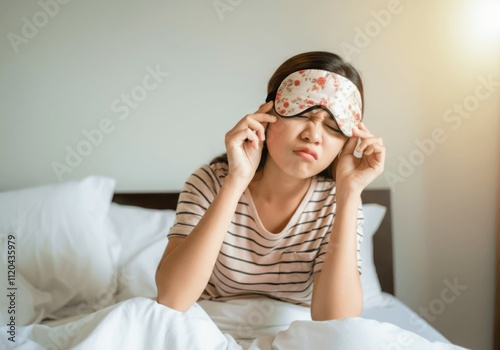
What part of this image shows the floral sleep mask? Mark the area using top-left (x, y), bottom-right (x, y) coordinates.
top-left (266, 69), bottom-right (362, 137)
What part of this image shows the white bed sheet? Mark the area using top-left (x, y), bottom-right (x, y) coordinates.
top-left (361, 292), bottom-right (450, 343)
top-left (200, 296), bottom-right (451, 349)
top-left (39, 292), bottom-right (450, 345)
top-left (196, 294), bottom-right (451, 345)
top-left (5, 297), bottom-right (466, 350)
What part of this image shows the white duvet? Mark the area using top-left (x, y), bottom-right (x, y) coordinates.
top-left (0, 179), bottom-right (469, 349)
top-left (2, 297), bottom-right (467, 350)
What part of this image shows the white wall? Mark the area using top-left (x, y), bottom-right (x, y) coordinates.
top-left (0, 0), bottom-right (498, 348)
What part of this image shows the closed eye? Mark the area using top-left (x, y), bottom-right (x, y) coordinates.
top-left (291, 115), bottom-right (309, 120)
top-left (290, 115), bottom-right (342, 134)
top-left (324, 124), bottom-right (342, 134)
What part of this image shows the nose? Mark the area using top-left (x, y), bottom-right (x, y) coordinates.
top-left (300, 119), bottom-right (322, 144)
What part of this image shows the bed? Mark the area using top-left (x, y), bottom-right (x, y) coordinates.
top-left (0, 176), bottom-right (466, 349)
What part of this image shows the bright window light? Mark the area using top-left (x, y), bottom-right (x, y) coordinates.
top-left (467, 0), bottom-right (500, 44)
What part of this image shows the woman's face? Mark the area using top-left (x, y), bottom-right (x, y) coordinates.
top-left (265, 108), bottom-right (348, 179)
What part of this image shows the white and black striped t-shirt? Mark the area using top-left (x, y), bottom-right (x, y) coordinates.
top-left (167, 162), bottom-right (364, 306)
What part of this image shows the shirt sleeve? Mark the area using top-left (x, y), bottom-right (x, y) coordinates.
top-left (313, 200), bottom-right (364, 275)
top-left (167, 164), bottom-right (221, 239)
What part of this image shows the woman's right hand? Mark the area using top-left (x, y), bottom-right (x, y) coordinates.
top-left (224, 101), bottom-right (277, 187)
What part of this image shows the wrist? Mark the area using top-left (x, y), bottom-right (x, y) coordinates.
top-left (335, 184), bottom-right (362, 204)
top-left (223, 174), bottom-right (251, 194)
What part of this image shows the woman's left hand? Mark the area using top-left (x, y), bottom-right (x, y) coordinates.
top-left (334, 122), bottom-right (385, 195)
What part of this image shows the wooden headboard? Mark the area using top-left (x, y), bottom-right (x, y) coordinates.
top-left (112, 189), bottom-right (394, 295)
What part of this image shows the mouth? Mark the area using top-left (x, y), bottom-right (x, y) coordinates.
top-left (293, 148), bottom-right (318, 161)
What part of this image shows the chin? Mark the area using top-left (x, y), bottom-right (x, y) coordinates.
top-left (284, 166), bottom-right (322, 180)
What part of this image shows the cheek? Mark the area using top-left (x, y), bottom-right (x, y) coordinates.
top-left (324, 138), bottom-right (348, 161)
top-left (266, 119), bottom-right (288, 145)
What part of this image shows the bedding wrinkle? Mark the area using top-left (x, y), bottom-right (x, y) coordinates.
top-left (2, 297), bottom-right (467, 349)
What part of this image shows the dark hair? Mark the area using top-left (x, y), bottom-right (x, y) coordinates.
top-left (211, 51), bottom-right (364, 180)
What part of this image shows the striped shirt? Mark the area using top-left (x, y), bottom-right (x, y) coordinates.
top-left (167, 162), bottom-right (364, 306)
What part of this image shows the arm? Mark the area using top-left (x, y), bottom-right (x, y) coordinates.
top-left (310, 190), bottom-right (363, 320)
top-left (155, 177), bottom-right (246, 311)
top-left (155, 102), bottom-right (277, 312)
top-left (311, 122), bottom-right (385, 320)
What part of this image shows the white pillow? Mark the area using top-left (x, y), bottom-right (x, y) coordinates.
top-left (0, 268), bottom-right (52, 326)
top-left (360, 203), bottom-right (387, 308)
top-left (0, 176), bottom-right (120, 320)
top-left (107, 203), bottom-right (176, 301)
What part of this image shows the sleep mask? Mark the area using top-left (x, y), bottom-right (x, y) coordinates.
top-left (266, 69), bottom-right (362, 137)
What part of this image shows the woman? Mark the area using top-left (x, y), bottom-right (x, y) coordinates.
top-left (155, 51), bottom-right (385, 321)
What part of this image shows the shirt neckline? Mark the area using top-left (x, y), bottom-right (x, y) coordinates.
top-left (244, 176), bottom-right (318, 239)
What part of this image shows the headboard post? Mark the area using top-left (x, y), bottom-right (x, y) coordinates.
top-left (361, 189), bottom-right (394, 295)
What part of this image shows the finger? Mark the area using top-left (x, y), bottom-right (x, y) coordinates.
top-left (356, 136), bottom-right (384, 154)
top-left (256, 100), bottom-right (273, 113)
top-left (252, 112), bottom-right (278, 136)
top-left (363, 143), bottom-right (383, 156)
top-left (362, 144), bottom-right (386, 165)
top-left (235, 114), bottom-right (277, 141)
top-left (244, 128), bottom-right (260, 149)
top-left (250, 112), bottom-right (278, 124)
top-left (235, 114), bottom-right (277, 129)
top-left (233, 116), bottom-right (267, 133)
top-left (243, 117), bottom-right (271, 142)
top-left (352, 123), bottom-right (374, 138)
top-left (227, 128), bottom-right (260, 151)
top-left (341, 135), bottom-right (359, 155)
top-left (226, 124), bottom-right (258, 144)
